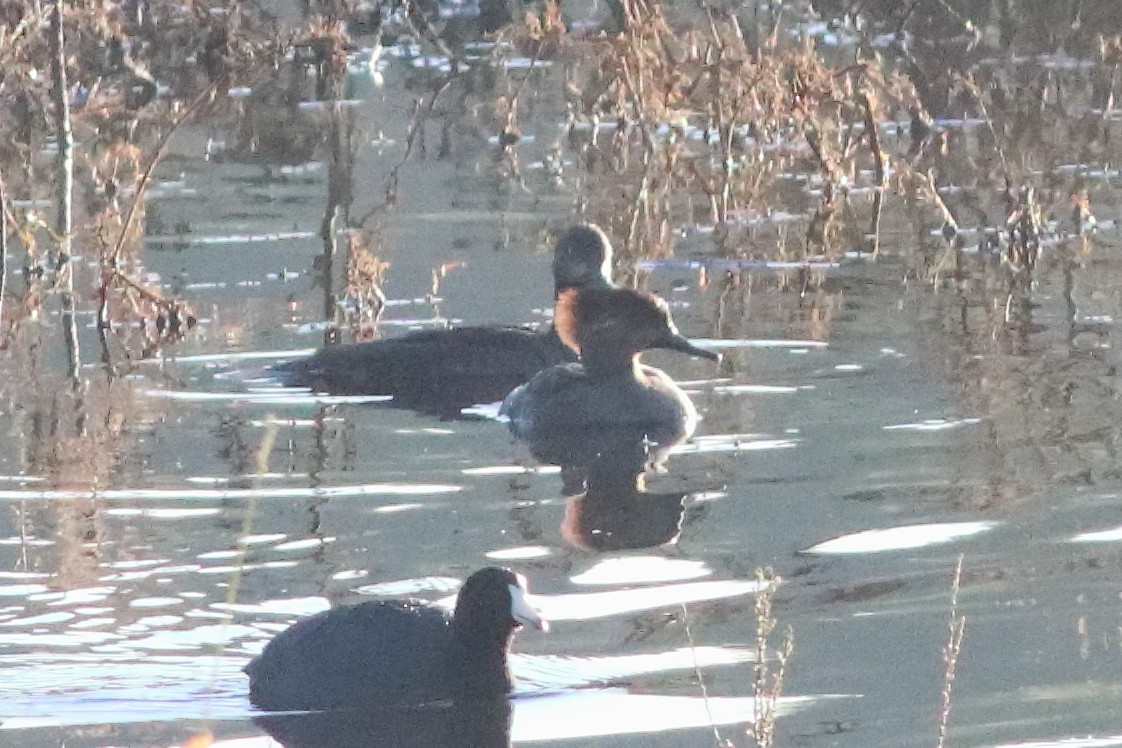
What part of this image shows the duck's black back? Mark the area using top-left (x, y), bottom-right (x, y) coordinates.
top-left (273, 327), bottom-right (575, 417)
top-left (246, 600), bottom-right (453, 711)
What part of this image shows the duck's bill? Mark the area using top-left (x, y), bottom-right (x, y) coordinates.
top-left (509, 584), bottom-right (550, 632)
top-left (656, 334), bottom-right (721, 361)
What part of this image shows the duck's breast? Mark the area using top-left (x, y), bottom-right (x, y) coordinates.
top-left (503, 364), bottom-right (696, 437)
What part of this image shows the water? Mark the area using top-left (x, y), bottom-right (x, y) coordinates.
top-left (5, 2), bottom-right (1122, 747)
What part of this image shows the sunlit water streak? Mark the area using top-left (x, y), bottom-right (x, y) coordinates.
top-left (987, 738), bottom-right (1122, 748)
top-left (510, 691), bottom-right (818, 742)
top-left (802, 521), bottom-right (998, 555)
top-left (669, 435), bottom-right (800, 454)
top-left (639, 257), bottom-right (841, 271)
top-left (569, 557), bottom-right (712, 585)
top-left (489, 579), bottom-right (765, 621)
top-left (0, 646), bottom-right (791, 732)
top-left (143, 389), bottom-right (394, 405)
top-left (486, 546), bottom-right (553, 560)
top-left (690, 338), bottom-right (828, 349)
top-left (883, 417), bottom-right (982, 432)
top-left (188, 692), bottom-right (825, 747)
top-left (0, 483), bottom-right (462, 501)
top-left (463, 465), bottom-right (563, 476)
top-left (146, 231), bottom-right (316, 245)
top-left (146, 348), bottom-right (318, 364)
top-left (1070, 526), bottom-right (1122, 543)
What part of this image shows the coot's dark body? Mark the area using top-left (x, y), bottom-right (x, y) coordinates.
top-left (247, 601), bottom-right (456, 711)
top-left (246, 567), bottom-right (545, 713)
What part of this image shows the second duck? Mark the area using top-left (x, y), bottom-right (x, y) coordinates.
top-left (272, 225), bottom-right (614, 418)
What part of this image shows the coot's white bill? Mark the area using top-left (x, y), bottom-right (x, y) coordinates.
top-left (510, 583), bottom-right (548, 632)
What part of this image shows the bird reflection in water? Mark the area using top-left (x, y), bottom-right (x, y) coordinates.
top-left (254, 697), bottom-right (512, 748)
top-left (555, 430), bottom-right (695, 552)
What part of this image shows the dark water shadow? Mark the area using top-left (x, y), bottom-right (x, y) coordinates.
top-left (255, 697), bottom-right (511, 748)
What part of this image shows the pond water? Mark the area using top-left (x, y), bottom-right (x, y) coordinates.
top-left (4, 2), bottom-right (1122, 747)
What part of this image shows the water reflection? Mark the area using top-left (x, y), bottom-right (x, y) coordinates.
top-left (255, 698), bottom-right (512, 748)
top-left (556, 435), bottom-right (689, 551)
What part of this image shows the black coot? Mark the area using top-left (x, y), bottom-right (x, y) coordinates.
top-left (246, 567), bottom-right (547, 712)
top-left (271, 225), bottom-right (615, 417)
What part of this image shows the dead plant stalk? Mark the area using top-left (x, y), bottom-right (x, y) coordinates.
top-left (50, 0), bottom-right (79, 381)
top-left (938, 555), bottom-right (966, 748)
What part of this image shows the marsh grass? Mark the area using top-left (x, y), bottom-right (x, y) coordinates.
top-left (689, 567), bottom-right (793, 748)
top-left (0, 0), bottom-right (292, 365)
top-left (524, 1), bottom-right (931, 261)
top-left (749, 567), bottom-right (793, 748)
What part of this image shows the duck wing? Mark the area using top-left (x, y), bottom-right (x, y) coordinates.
top-left (499, 363), bottom-right (589, 436)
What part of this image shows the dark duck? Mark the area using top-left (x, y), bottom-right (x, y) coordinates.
top-left (271, 225), bottom-right (615, 417)
top-left (246, 567), bottom-right (546, 712)
top-left (500, 286), bottom-right (719, 451)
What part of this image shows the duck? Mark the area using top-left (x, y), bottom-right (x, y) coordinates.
top-left (246, 567), bottom-right (547, 712)
top-left (271, 225), bottom-right (615, 418)
top-left (500, 286), bottom-right (719, 448)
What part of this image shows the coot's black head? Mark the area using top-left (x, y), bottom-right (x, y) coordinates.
top-left (554, 287), bottom-right (720, 361)
top-left (454, 567), bottom-right (548, 638)
top-left (447, 567), bottom-right (547, 699)
top-left (552, 224), bottom-right (615, 295)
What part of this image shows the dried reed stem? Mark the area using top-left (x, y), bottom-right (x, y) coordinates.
top-left (860, 90), bottom-right (886, 254)
top-left (106, 85), bottom-right (219, 269)
top-left (51, 0), bottom-right (80, 381)
top-left (0, 170), bottom-right (7, 336)
top-left (937, 555), bottom-right (966, 748)
top-left (384, 81), bottom-right (452, 207)
top-left (753, 569), bottom-right (793, 748)
top-left (681, 602), bottom-right (726, 746)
